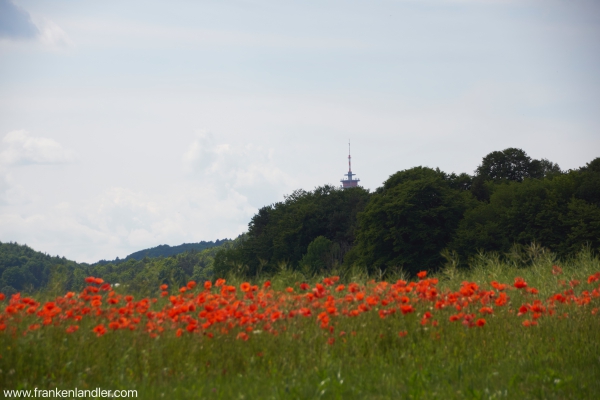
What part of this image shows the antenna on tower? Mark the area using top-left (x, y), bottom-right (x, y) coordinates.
top-left (348, 139), bottom-right (352, 173)
top-left (340, 139), bottom-right (360, 189)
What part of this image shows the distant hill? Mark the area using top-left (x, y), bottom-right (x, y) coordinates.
top-left (93, 239), bottom-right (231, 265)
top-left (0, 238), bottom-right (239, 295)
top-left (0, 241), bottom-right (79, 293)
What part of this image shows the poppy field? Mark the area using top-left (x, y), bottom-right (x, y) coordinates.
top-left (1, 253), bottom-right (600, 399)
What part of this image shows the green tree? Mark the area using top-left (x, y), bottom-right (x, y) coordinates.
top-left (476, 148), bottom-right (538, 182)
top-left (299, 236), bottom-right (333, 275)
top-left (531, 158), bottom-right (562, 178)
top-left (563, 198), bottom-right (600, 253)
top-left (575, 157), bottom-right (600, 207)
top-left (214, 185), bottom-right (370, 277)
top-left (452, 169), bottom-right (599, 258)
top-left (1, 266), bottom-right (24, 290)
top-left (349, 167), bottom-right (475, 276)
top-left (471, 148), bottom-right (561, 201)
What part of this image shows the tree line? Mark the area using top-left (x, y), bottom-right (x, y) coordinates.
top-left (214, 148), bottom-right (600, 277)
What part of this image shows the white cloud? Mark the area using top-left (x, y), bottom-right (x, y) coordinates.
top-left (0, 130), bottom-right (76, 205)
top-left (182, 131), bottom-right (218, 173)
top-left (0, 130), bottom-right (77, 166)
top-left (0, 181), bottom-right (257, 262)
top-left (0, 167), bottom-right (11, 204)
top-left (0, 130), bottom-right (295, 262)
top-left (182, 132), bottom-right (295, 208)
top-left (35, 18), bottom-right (74, 49)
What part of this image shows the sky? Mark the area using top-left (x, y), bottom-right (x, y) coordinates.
top-left (1, 0), bottom-right (599, 263)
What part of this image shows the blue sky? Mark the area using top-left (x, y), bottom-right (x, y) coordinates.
top-left (1, 0), bottom-right (599, 262)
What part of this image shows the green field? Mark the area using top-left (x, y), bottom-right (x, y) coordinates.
top-left (1, 252), bottom-right (599, 399)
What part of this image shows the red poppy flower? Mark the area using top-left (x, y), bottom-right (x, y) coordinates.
top-left (588, 273), bottom-right (600, 284)
top-left (449, 314), bottom-right (461, 322)
top-left (215, 278), bottom-right (226, 287)
top-left (299, 308), bottom-right (311, 317)
top-left (28, 324), bottom-right (41, 331)
top-left (240, 282), bottom-right (251, 292)
top-left (495, 292), bottom-right (508, 306)
top-left (317, 312), bottom-right (329, 324)
top-left (518, 305), bottom-right (529, 316)
top-left (514, 277), bottom-right (527, 289)
top-left (400, 305), bottom-right (414, 315)
top-left (552, 265), bottom-right (563, 275)
top-left (93, 324), bottom-right (107, 337)
top-left (66, 325), bottom-right (79, 334)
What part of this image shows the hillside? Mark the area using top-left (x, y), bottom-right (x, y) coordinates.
top-left (0, 238), bottom-right (238, 295)
top-left (93, 239), bottom-right (231, 265)
top-left (0, 241), bottom-right (78, 294)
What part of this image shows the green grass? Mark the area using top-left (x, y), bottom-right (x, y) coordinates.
top-left (1, 251), bottom-right (600, 399)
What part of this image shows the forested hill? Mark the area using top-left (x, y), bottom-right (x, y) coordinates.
top-left (0, 241), bottom-right (78, 295)
top-left (0, 238), bottom-right (238, 296)
top-left (93, 239), bottom-right (231, 265)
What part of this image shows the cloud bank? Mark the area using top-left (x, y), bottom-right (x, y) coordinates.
top-left (0, 130), bottom-right (77, 166)
top-left (0, 130), bottom-right (76, 205)
top-left (182, 132), bottom-right (294, 208)
top-left (0, 132), bottom-right (294, 262)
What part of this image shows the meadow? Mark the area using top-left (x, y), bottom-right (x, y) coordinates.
top-left (1, 250), bottom-right (599, 399)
